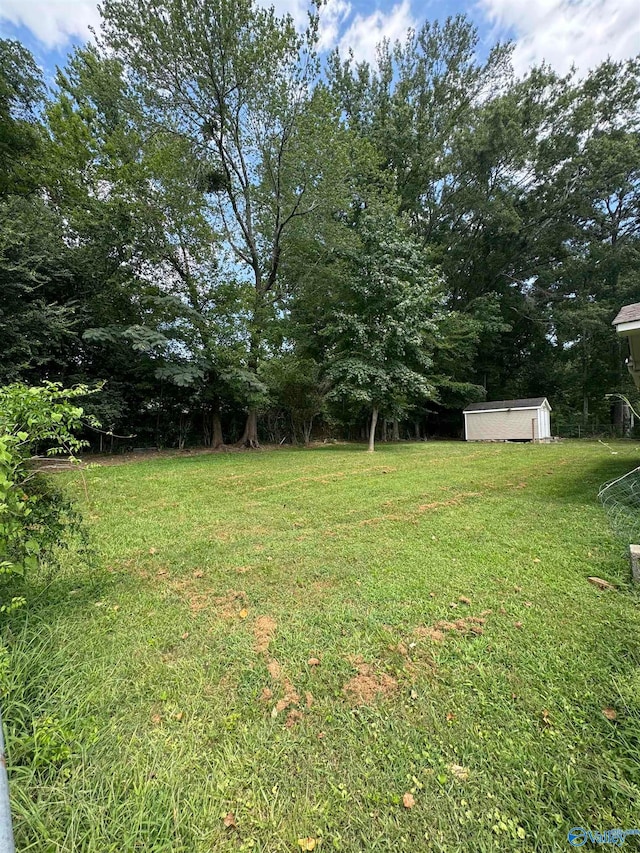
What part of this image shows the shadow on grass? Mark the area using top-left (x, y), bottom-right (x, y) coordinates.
top-left (532, 455), bottom-right (640, 506)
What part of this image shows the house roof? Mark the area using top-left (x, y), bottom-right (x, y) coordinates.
top-left (613, 303), bottom-right (640, 326)
top-left (463, 397), bottom-right (549, 413)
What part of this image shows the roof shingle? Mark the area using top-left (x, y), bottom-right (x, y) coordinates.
top-left (613, 303), bottom-right (640, 326)
top-left (463, 397), bottom-right (548, 413)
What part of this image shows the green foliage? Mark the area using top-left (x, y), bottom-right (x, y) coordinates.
top-left (2, 13), bottom-right (640, 444)
top-left (0, 383), bottom-right (98, 610)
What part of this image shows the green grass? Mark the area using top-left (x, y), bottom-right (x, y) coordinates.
top-left (4, 440), bottom-right (640, 851)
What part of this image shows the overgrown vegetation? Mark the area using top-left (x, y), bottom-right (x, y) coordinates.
top-left (3, 442), bottom-right (640, 851)
top-left (0, 383), bottom-right (96, 612)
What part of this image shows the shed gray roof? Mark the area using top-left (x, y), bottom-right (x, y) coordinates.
top-left (612, 303), bottom-right (640, 326)
top-left (463, 397), bottom-right (548, 413)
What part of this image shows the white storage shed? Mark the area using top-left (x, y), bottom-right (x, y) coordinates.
top-left (463, 397), bottom-right (552, 442)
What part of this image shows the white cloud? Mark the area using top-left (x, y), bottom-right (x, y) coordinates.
top-left (478, 0), bottom-right (640, 75)
top-left (0, 0), bottom-right (419, 67)
top-left (0, 0), bottom-right (100, 47)
top-left (317, 0), bottom-right (352, 52)
top-left (0, 0), bottom-right (355, 55)
top-left (337, 0), bottom-right (416, 65)
top-left (269, 0), bottom-right (310, 30)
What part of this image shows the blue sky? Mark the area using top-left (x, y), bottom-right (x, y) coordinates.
top-left (1, 0), bottom-right (638, 85)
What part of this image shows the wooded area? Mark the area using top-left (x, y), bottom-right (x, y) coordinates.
top-left (2, 0), bottom-right (639, 449)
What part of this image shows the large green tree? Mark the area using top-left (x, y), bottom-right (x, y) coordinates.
top-left (100, 0), bottom-right (345, 446)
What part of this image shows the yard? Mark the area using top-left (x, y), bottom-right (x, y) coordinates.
top-left (5, 440), bottom-right (640, 851)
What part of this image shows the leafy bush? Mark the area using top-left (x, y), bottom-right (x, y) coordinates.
top-left (0, 382), bottom-right (98, 611)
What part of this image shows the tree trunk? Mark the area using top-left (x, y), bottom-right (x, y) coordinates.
top-left (368, 407), bottom-right (379, 453)
top-left (382, 418), bottom-right (388, 442)
top-left (303, 417), bottom-right (314, 445)
top-left (414, 420), bottom-right (421, 441)
top-left (212, 411), bottom-right (224, 448)
top-left (392, 419), bottom-right (400, 441)
top-left (238, 408), bottom-right (259, 448)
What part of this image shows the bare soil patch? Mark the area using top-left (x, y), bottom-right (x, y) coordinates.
top-left (343, 658), bottom-right (398, 705)
top-left (415, 615), bottom-right (487, 642)
top-left (253, 616), bottom-right (277, 654)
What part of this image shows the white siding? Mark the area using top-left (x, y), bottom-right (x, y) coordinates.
top-left (465, 408), bottom-right (540, 441)
top-left (538, 406), bottom-right (551, 439)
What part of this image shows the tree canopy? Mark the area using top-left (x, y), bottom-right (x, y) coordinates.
top-left (1, 6), bottom-right (639, 447)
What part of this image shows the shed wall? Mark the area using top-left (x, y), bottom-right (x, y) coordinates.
top-left (465, 409), bottom-right (539, 441)
top-left (538, 407), bottom-right (551, 439)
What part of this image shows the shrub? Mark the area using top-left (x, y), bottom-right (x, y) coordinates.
top-left (0, 382), bottom-right (99, 611)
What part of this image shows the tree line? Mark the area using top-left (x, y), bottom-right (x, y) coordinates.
top-left (1, 0), bottom-right (639, 450)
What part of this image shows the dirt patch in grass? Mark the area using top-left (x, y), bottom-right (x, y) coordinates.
top-left (165, 578), bottom-right (248, 617)
top-left (253, 616), bottom-right (277, 654)
top-left (414, 626), bottom-right (446, 642)
top-left (267, 659), bottom-right (282, 680)
top-left (415, 615), bottom-right (487, 641)
top-left (343, 657), bottom-right (398, 705)
top-left (418, 492), bottom-right (483, 511)
top-left (274, 678), bottom-right (301, 713)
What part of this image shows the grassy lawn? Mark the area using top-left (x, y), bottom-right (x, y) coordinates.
top-left (5, 440), bottom-right (640, 851)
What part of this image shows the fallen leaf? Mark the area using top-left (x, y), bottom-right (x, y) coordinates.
top-left (446, 712), bottom-right (456, 722)
top-left (238, 608), bottom-right (249, 619)
top-left (541, 709), bottom-right (552, 727)
top-left (602, 707), bottom-right (617, 721)
top-left (588, 576), bottom-right (616, 591)
top-left (429, 592), bottom-right (436, 598)
top-left (157, 570), bottom-right (167, 576)
top-left (532, 558), bottom-right (541, 564)
top-left (305, 691), bottom-right (314, 708)
top-left (402, 792), bottom-right (415, 809)
top-left (410, 689), bottom-right (418, 700)
top-left (523, 601), bottom-right (532, 607)
top-left (298, 838), bottom-right (317, 851)
top-left (458, 596), bottom-right (471, 605)
top-left (307, 657), bottom-right (321, 667)
top-left (449, 602), bottom-right (458, 609)
top-left (181, 632), bottom-right (189, 640)
top-left (151, 714), bottom-right (162, 725)
top-left (448, 763), bottom-right (469, 781)
top-left (514, 585), bottom-right (522, 592)
top-left (149, 547), bottom-right (157, 555)
top-left (175, 711), bottom-right (184, 722)
top-left (317, 731), bottom-right (325, 739)
top-left (514, 621), bottom-right (523, 629)
top-left (193, 570), bottom-right (204, 578)
top-left (223, 812), bottom-right (237, 829)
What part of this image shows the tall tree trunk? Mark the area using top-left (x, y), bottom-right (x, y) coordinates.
top-left (414, 420), bottom-right (421, 441)
top-left (392, 419), bottom-right (400, 441)
top-left (238, 408), bottom-right (259, 448)
top-left (212, 411), bottom-right (224, 448)
top-left (303, 417), bottom-right (314, 446)
top-left (368, 407), bottom-right (379, 453)
top-left (381, 418), bottom-right (388, 442)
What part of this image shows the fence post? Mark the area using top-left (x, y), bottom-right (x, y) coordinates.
top-left (0, 705), bottom-right (15, 853)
